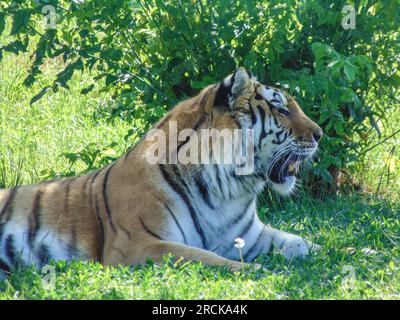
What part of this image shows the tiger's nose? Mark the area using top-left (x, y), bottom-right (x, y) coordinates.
top-left (313, 132), bottom-right (322, 142)
top-left (312, 127), bottom-right (323, 143)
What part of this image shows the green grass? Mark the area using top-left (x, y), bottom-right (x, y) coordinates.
top-left (0, 49), bottom-right (399, 300)
top-left (0, 194), bottom-right (399, 299)
top-left (0, 51), bottom-right (132, 186)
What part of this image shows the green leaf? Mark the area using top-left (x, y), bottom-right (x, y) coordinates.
top-left (340, 89), bottom-right (355, 103)
top-left (30, 86), bottom-right (51, 105)
top-left (23, 73), bottom-right (36, 87)
top-left (100, 49), bottom-right (123, 62)
top-left (2, 39), bottom-right (28, 54)
top-left (0, 12), bottom-right (5, 36)
top-left (80, 84), bottom-right (95, 94)
top-left (10, 9), bottom-right (32, 36)
top-left (190, 80), bottom-right (206, 89)
top-left (320, 168), bottom-right (334, 183)
top-left (105, 74), bottom-right (118, 86)
top-left (343, 61), bottom-right (356, 83)
top-left (311, 42), bottom-right (327, 60)
top-left (55, 60), bottom-right (84, 88)
top-left (333, 121), bottom-right (344, 135)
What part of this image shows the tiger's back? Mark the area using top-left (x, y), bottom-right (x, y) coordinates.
top-left (0, 173), bottom-right (103, 269)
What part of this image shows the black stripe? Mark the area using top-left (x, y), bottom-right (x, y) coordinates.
top-left (244, 229), bottom-right (265, 262)
top-left (124, 146), bottom-right (135, 161)
top-left (89, 170), bottom-right (104, 262)
top-left (118, 223), bottom-right (132, 241)
top-left (266, 100), bottom-right (275, 112)
top-left (64, 179), bottom-right (71, 214)
top-left (257, 105), bottom-right (268, 149)
top-left (214, 83), bottom-right (230, 108)
top-left (28, 190), bottom-right (43, 248)
top-left (272, 115), bottom-right (279, 127)
top-left (90, 169), bottom-right (102, 187)
top-left (176, 135), bottom-right (191, 156)
top-left (255, 93), bottom-right (263, 100)
top-left (249, 104), bottom-right (257, 126)
top-left (171, 165), bottom-right (208, 241)
top-left (176, 113), bottom-right (208, 155)
top-left (88, 169), bottom-right (102, 204)
top-left (238, 215), bottom-right (255, 239)
top-left (159, 165), bottom-right (206, 248)
top-left (272, 91), bottom-right (282, 104)
top-left (68, 228), bottom-right (78, 258)
top-left (0, 258), bottom-right (10, 271)
top-left (82, 174), bottom-right (92, 193)
top-left (195, 175), bottom-right (215, 209)
top-left (37, 244), bottom-right (50, 264)
top-left (139, 217), bottom-right (163, 240)
top-left (0, 187), bottom-right (18, 223)
top-left (225, 199), bottom-right (253, 230)
top-left (192, 112), bottom-right (208, 131)
top-left (64, 178), bottom-right (76, 256)
top-left (102, 163), bottom-right (117, 233)
top-left (272, 129), bottom-right (287, 145)
top-left (94, 195), bottom-right (105, 263)
top-left (0, 224), bottom-right (4, 245)
top-left (5, 235), bottom-right (16, 265)
top-left (229, 69), bottom-right (238, 96)
top-left (163, 203), bottom-right (188, 244)
top-left (210, 244), bottom-right (221, 253)
top-left (215, 166), bottom-right (223, 195)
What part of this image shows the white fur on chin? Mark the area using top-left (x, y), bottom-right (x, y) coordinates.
top-left (269, 176), bottom-right (296, 196)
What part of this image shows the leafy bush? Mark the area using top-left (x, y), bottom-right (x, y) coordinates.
top-left (0, 0), bottom-right (399, 191)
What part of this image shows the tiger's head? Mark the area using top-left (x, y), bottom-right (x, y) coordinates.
top-left (208, 67), bottom-right (323, 195)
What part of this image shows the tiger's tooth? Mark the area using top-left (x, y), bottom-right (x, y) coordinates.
top-left (289, 161), bottom-right (298, 172)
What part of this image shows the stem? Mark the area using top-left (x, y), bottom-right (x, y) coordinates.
top-left (239, 248), bottom-right (243, 263)
top-left (359, 128), bottom-right (400, 157)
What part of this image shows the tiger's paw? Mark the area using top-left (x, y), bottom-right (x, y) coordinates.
top-left (274, 232), bottom-right (311, 260)
top-left (227, 261), bottom-right (266, 273)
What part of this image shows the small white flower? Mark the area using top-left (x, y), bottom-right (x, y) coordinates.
top-left (234, 238), bottom-right (245, 249)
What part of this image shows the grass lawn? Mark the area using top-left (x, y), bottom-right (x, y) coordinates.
top-left (0, 194), bottom-right (399, 299)
top-left (0, 50), bottom-right (399, 300)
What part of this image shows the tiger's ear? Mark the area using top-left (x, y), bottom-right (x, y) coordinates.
top-left (214, 67), bottom-right (254, 110)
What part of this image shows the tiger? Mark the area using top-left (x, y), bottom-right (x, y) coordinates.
top-left (0, 67), bottom-right (322, 272)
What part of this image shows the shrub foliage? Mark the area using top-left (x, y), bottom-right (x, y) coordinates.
top-left (0, 0), bottom-right (399, 189)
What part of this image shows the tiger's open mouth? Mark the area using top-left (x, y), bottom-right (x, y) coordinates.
top-left (268, 154), bottom-right (305, 184)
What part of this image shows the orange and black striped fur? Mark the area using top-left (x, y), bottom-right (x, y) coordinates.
top-left (0, 67), bottom-right (322, 272)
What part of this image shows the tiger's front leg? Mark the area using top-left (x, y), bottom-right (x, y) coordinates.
top-left (102, 231), bottom-right (259, 272)
top-left (250, 225), bottom-right (317, 261)
top-left (268, 227), bottom-right (311, 259)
